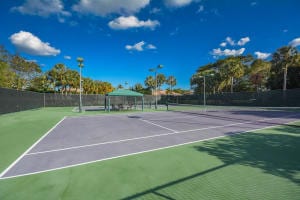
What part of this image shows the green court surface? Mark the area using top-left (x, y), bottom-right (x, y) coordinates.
top-left (0, 108), bottom-right (300, 199)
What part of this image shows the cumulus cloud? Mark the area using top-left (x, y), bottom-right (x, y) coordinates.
top-left (254, 51), bottom-right (271, 60)
top-left (289, 37), bottom-right (300, 47)
top-left (11, 0), bottom-right (70, 18)
top-left (64, 55), bottom-right (71, 60)
top-left (126, 41), bottom-right (145, 51)
top-left (237, 37), bottom-right (250, 46)
top-left (108, 16), bottom-right (159, 30)
top-left (146, 44), bottom-right (157, 49)
top-left (9, 31), bottom-right (60, 56)
top-left (220, 42), bottom-right (227, 47)
top-left (164, 0), bottom-right (194, 7)
top-left (211, 48), bottom-right (245, 57)
top-left (225, 37), bottom-right (235, 46)
top-left (125, 41), bottom-right (156, 51)
top-left (221, 36), bottom-right (250, 47)
top-left (73, 0), bottom-right (149, 16)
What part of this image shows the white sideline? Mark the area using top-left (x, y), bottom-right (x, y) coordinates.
top-left (1, 119), bottom-right (299, 180)
top-left (0, 117), bottom-right (66, 178)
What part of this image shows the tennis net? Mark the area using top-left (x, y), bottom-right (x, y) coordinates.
top-left (166, 103), bottom-right (300, 113)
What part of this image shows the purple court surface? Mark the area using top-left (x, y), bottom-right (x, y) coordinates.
top-left (1, 110), bottom-right (300, 179)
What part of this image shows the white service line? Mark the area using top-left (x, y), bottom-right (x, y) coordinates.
top-left (26, 116), bottom-right (282, 156)
top-left (2, 119), bottom-right (300, 180)
top-left (0, 117), bottom-right (66, 178)
top-left (140, 119), bottom-right (178, 132)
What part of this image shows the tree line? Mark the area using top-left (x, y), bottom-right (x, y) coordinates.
top-left (191, 46), bottom-right (300, 94)
top-left (115, 74), bottom-right (182, 95)
top-left (0, 45), bottom-right (113, 94)
top-left (0, 45), bottom-right (184, 95)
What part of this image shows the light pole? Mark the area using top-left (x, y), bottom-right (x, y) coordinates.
top-left (77, 57), bottom-right (84, 112)
top-left (149, 64), bottom-right (163, 109)
top-left (198, 74), bottom-right (214, 110)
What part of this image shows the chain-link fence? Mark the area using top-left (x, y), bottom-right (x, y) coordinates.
top-left (44, 93), bottom-right (106, 107)
top-left (0, 88), bottom-right (160, 114)
top-left (163, 88), bottom-right (300, 107)
top-left (0, 87), bottom-right (44, 114)
top-left (1, 87), bottom-right (300, 114)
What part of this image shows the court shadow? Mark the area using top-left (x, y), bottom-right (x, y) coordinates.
top-left (121, 162), bottom-right (230, 200)
top-left (194, 125), bottom-right (300, 185)
top-left (122, 124), bottom-right (300, 199)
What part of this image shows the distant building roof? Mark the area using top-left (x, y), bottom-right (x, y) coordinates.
top-left (152, 90), bottom-right (183, 96)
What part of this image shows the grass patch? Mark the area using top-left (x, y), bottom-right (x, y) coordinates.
top-left (0, 108), bottom-right (300, 199)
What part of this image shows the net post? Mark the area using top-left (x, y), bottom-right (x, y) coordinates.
top-left (43, 92), bottom-right (46, 108)
top-left (142, 96), bottom-right (144, 111)
top-left (108, 96), bottom-right (110, 112)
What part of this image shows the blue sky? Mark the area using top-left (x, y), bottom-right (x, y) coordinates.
top-left (1, 0), bottom-right (300, 89)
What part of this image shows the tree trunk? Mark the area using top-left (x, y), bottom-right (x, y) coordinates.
top-left (230, 77), bottom-right (234, 93)
top-left (283, 64), bottom-right (288, 91)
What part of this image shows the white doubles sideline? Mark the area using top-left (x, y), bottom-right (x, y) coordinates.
top-left (0, 113), bottom-right (299, 180)
top-left (0, 117), bottom-right (66, 179)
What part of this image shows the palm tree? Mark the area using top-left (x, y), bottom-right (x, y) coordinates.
top-left (144, 76), bottom-right (155, 94)
top-left (271, 46), bottom-right (298, 90)
top-left (133, 83), bottom-right (144, 93)
top-left (166, 76), bottom-right (177, 94)
top-left (249, 59), bottom-right (271, 92)
top-left (65, 69), bottom-right (79, 94)
top-left (218, 56), bottom-right (246, 93)
top-left (117, 84), bottom-right (123, 89)
top-left (48, 63), bottom-right (68, 94)
top-left (156, 73), bottom-right (166, 91)
top-left (83, 77), bottom-right (93, 94)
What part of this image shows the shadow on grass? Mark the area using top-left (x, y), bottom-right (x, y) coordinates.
top-left (194, 125), bottom-right (300, 184)
top-left (121, 163), bottom-right (230, 200)
top-left (122, 124), bottom-right (300, 199)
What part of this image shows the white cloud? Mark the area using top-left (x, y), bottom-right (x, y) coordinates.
top-left (147, 44), bottom-right (157, 49)
top-left (226, 37), bottom-right (235, 46)
top-left (73, 0), bottom-right (149, 16)
top-left (125, 41), bottom-right (157, 51)
top-left (237, 37), bottom-right (250, 46)
top-left (164, 0), bottom-right (194, 8)
top-left (64, 55), bottom-right (71, 60)
top-left (222, 36), bottom-right (250, 47)
top-left (108, 16), bottom-right (159, 30)
top-left (220, 42), bottom-right (227, 47)
top-left (197, 5), bottom-right (204, 13)
top-left (9, 31), bottom-right (60, 56)
top-left (150, 8), bottom-right (161, 14)
top-left (289, 37), bottom-right (300, 47)
top-left (126, 41), bottom-right (145, 51)
top-left (11, 0), bottom-right (70, 18)
top-left (211, 48), bottom-right (245, 57)
top-left (283, 29), bottom-right (288, 33)
top-left (254, 51), bottom-right (271, 60)
top-left (250, 2), bottom-right (257, 6)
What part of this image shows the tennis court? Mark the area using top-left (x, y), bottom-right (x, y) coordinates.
top-left (1, 107), bottom-right (300, 179)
